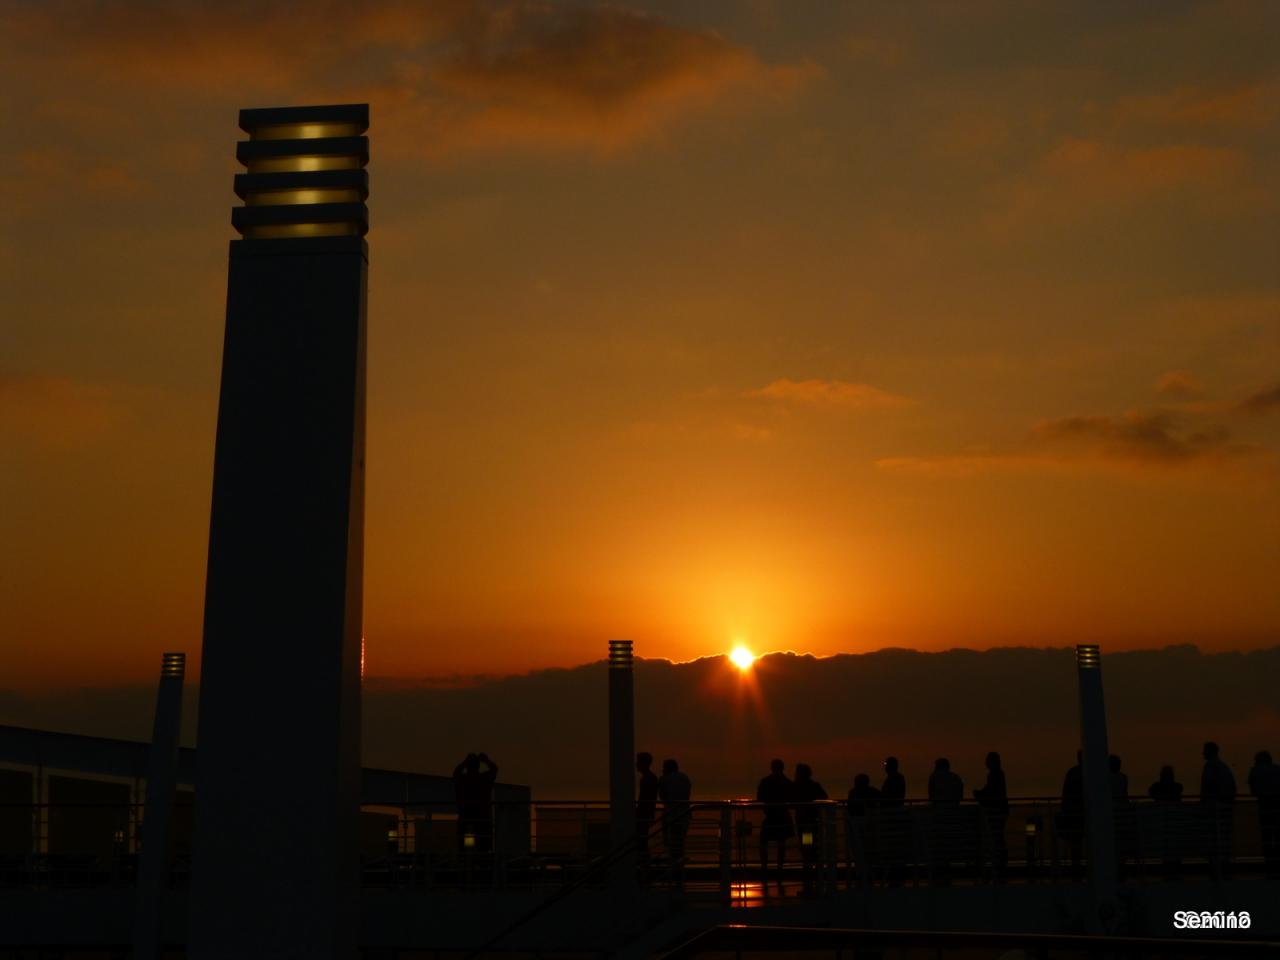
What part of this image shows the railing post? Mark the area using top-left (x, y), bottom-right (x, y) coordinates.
top-left (133, 652), bottom-right (186, 960)
top-left (608, 641), bottom-right (637, 892)
top-left (1076, 644), bottom-right (1118, 931)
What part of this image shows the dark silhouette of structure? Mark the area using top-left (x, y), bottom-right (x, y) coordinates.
top-left (132, 653), bottom-right (185, 960)
top-left (757, 759), bottom-right (794, 889)
top-left (189, 103), bottom-right (369, 960)
top-left (1075, 644), bottom-right (1118, 930)
top-left (607, 640), bottom-right (636, 889)
top-left (453, 753), bottom-right (498, 854)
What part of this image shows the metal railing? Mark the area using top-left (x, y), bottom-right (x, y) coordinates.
top-left (0, 795), bottom-right (1274, 893)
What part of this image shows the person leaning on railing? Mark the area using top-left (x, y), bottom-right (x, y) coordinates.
top-left (1249, 750), bottom-right (1280, 877)
top-left (658, 758), bottom-right (692, 880)
top-left (1200, 741), bottom-right (1236, 878)
top-left (791, 763), bottom-right (828, 896)
top-left (973, 751), bottom-right (1009, 878)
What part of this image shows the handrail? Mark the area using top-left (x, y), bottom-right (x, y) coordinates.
top-left (461, 800), bottom-right (721, 960)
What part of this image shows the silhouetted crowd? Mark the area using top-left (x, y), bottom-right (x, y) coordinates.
top-left (449, 742), bottom-right (1280, 883)
top-left (626, 741), bottom-right (1280, 885)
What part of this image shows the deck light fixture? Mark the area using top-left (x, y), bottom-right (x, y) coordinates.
top-left (232, 104), bottom-right (368, 240)
top-left (161, 652), bottom-right (185, 677)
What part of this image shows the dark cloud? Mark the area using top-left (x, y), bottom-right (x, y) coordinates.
top-left (1030, 410), bottom-right (1244, 464)
top-left (4, 646), bottom-right (1277, 800)
top-left (1240, 382), bottom-right (1280, 415)
top-left (0, 1), bottom-right (816, 157)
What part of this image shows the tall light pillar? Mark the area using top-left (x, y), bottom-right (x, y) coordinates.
top-left (608, 640), bottom-right (637, 889)
top-left (1075, 643), bottom-right (1118, 930)
top-left (134, 652), bottom-right (186, 960)
top-left (189, 104), bottom-right (369, 959)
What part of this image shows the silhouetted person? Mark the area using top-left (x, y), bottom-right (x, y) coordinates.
top-left (1248, 750), bottom-right (1280, 876)
top-left (928, 758), bottom-right (963, 803)
top-left (847, 773), bottom-right (881, 817)
top-left (1200, 741), bottom-right (1236, 877)
top-left (927, 758), bottom-right (962, 884)
top-left (756, 759), bottom-right (794, 890)
top-left (1148, 766), bottom-right (1183, 804)
top-left (658, 758), bottom-right (692, 879)
top-left (791, 763), bottom-right (827, 895)
top-left (1059, 750), bottom-right (1084, 877)
top-left (1108, 754), bottom-right (1129, 800)
top-left (1147, 765), bottom-right (1184, 876)
top-left (1200, 742), bottom-right (1237, 802)
top-left (453, 752), bottom-right (498, 855)
top-left (879, 756), bottom-right (908, 885)
top-left (845, 773), bottom-right (880, 886)
top-left (881, 756), bottom-right (906, 806)
top-left (1109, 754), bottom-right (1134, 864)
top-left (973, 751), bottom-right (1008, 877)
top-left (635, 752), bottom-right (658, 869)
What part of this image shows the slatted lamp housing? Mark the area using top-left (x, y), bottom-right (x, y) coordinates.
top-left (608, 640), bottom-right (633, 670)
top-left (232, 104), bottom-right (369, 240)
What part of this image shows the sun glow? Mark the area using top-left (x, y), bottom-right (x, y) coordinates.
top-left (729, 645), bottom-right (756, 671)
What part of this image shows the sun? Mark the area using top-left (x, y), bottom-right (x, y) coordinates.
top-left (729, 645), bottom-right (756, 671)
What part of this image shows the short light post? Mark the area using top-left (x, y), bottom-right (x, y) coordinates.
top-left (608, 640), bottom-right (637, 891)
top-left (1076, 644), bottom-right (1118, 931)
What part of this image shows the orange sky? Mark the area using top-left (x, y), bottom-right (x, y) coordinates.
top-left (1, 1), bottom-right (1278, 688)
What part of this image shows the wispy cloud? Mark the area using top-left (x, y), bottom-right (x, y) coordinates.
top-left (1, 1), bottom-right (819, 158)
top-left (1029, 410), bottom-right (1247, 465)
top-left (748, 378), bottom-right (911, 409)
top-left (1240, 382), bottom-right (1280, 416)
top-left (1154, 370), bottom-right (1204, 399)
top-left (876, 380), bottom-right (1280, 478)
top-left (1108, 81), bottom-right (1280, 131)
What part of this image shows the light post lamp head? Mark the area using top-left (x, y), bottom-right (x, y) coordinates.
top-left (232, 104), bottom-right (370, 240)
top-left (608, 639), bottom-right (633, 670)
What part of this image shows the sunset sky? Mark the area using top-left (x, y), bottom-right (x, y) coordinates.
top-left (2, 1), bottom-right (1278, 689)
